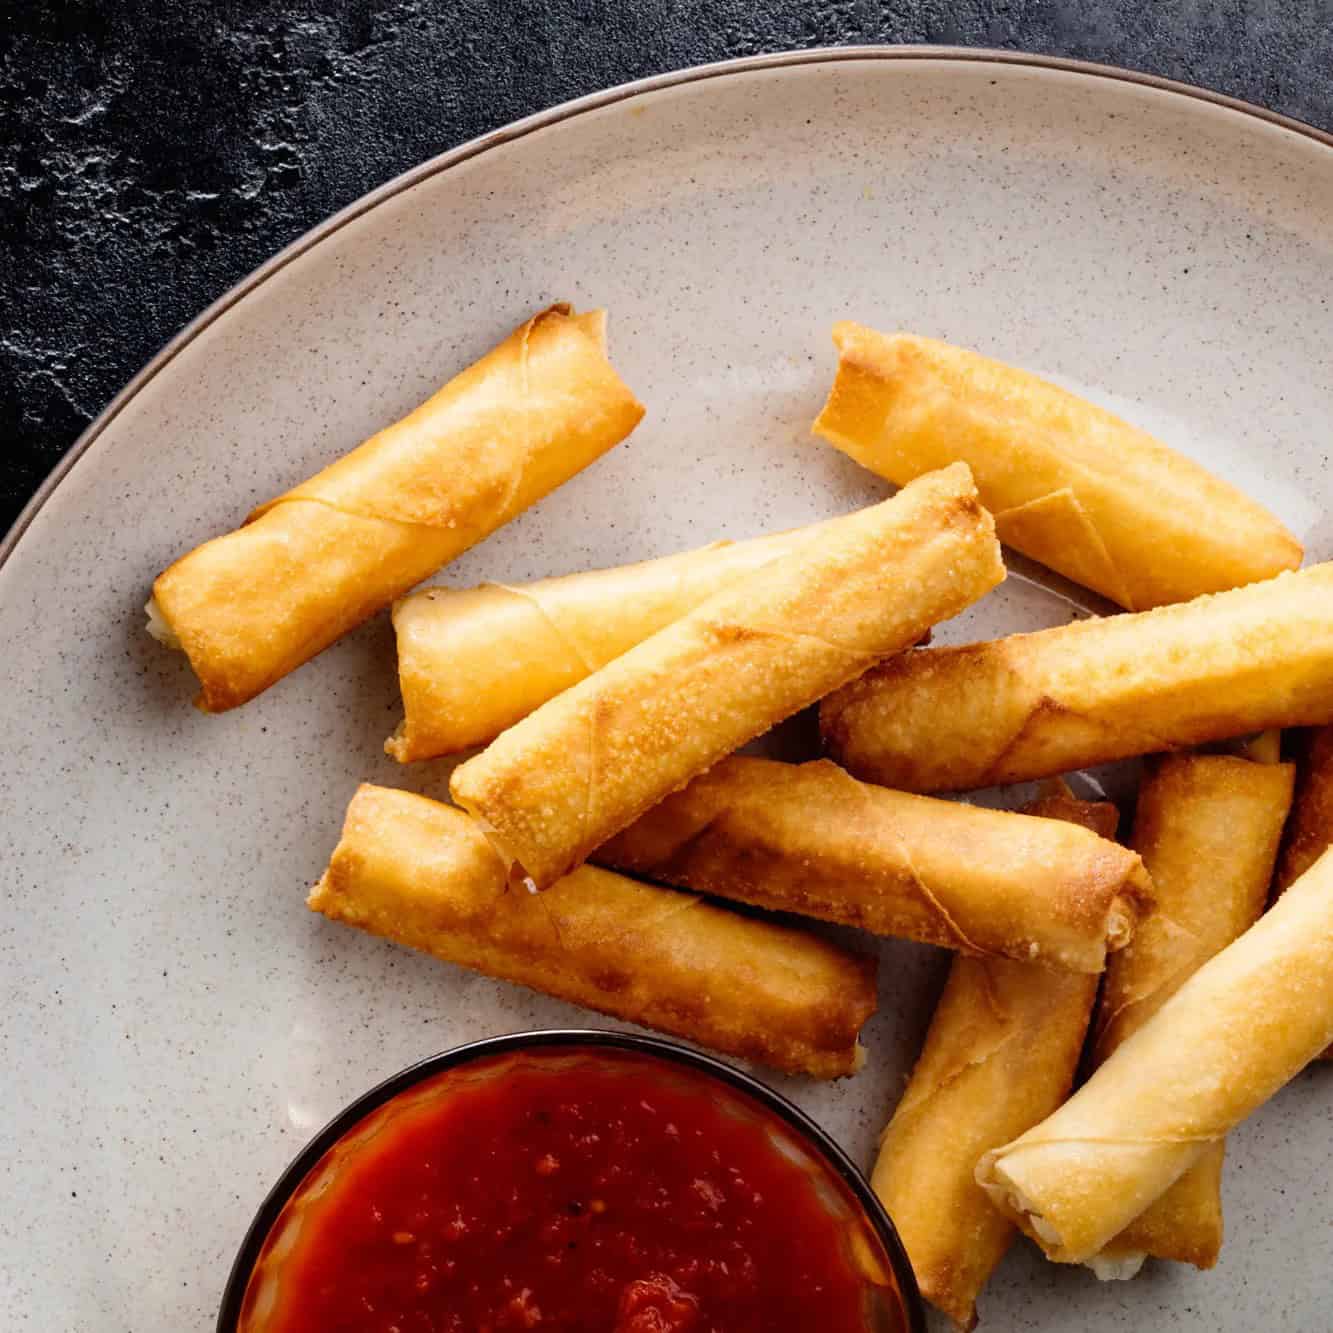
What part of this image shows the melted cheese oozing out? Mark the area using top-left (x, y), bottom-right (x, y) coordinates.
top-left (144, 597), bottom-right (181, 650)
top-left (1087, 1250), bottom-right (1147, 1282)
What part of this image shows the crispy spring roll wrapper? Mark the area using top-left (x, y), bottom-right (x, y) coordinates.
top-left (1277, 724), bottom-right (1333, 891)
top-left (308, 785), bottom-right (877, 1079)
top-left (1087, 753), bottom-right (1294, 1279)
top-left (870, 784), bottom-right (1112, 1330)
top-left (1275, 725), bottom-right (1333, 1061)
top-left (452, 463), bottom-right (1005, 890)
top-left (822, 563), bottom-right (1333, 793)
top-left (387, 524), bottom-right (829, 761)
top-left (595, 756), bottom-right (1152, 972)
top-left (1018, 782), bottom-right (1122, 841)
top-left (812, 325), bottom-right (1301, 610)
top-left (149, 306), bottom-right (644, 711)
top-left (975, 845), bottom-right (1333, 1265)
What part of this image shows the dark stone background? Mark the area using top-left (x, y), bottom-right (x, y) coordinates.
top-left (3, 1), bottom-right (1331, 535)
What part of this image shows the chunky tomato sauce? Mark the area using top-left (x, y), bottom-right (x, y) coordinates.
top-left (243, 1052), bottom-right (892, 1333)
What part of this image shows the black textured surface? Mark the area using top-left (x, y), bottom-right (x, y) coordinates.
top-left (3, 1), bottom-right (1331, 534)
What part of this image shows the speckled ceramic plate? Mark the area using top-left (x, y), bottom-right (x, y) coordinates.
top-left (3, 48), bottom-right (1332, 1332)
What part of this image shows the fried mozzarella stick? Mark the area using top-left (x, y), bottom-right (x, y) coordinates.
top-left (596, 757), bottom-right (1151, 972)
top-left (309, 785), bottom-right (877, 1079)
top-left (1087, 752), bottom-right (1293, 1279)
top-left (822, 563), bottom-right (1333, 793)
top-left (452, 463), bottom-right (1004, 889)
top-left (975, 846), bottom-right (1333, 1265)
top-left (150, 306), bottom-right (644, 711)
top-left (870, 784), bottom-right (1112, 1329)
top-left (812, 325), bottom-right (1300, 609)
top-left (1275, 724), bottom-right (1333, 1061)
top-left (387, 524), bottom-right (826, 761)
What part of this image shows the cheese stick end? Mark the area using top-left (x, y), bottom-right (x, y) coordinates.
top-left (144, 595), bottom-right (181, 650)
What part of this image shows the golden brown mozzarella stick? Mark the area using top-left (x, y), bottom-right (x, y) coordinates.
top-left (1087, 752), bottom-right (1293, 1279)
top-left (822, 563), bottom-right (1333, 793)
top-left (596, 757), bottom-right (1151, 972)
top-left (870, 783), bottom-right (1112, 1330)
top-left (1275, 724), bottom-right (1333, 1061)
top-left (452, 463), bottom-right (1004, 889)
top-left (150, 306), bottom-right (644, 711)
top-left (812, 325), bottom-right (1300, 609)
top-left (975, 846), bottom-right (1333, 1265)
top-left (387, 524), bottom-right (827, 761)
top-left (308, 785), bottom-right (877, 1079)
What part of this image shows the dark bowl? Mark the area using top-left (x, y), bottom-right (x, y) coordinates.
top-left (217, 1028), bottom-right (926, 1333)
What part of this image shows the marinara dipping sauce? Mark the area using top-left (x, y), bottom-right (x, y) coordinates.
top-left (232, 1039), bottom-right (917, 1333)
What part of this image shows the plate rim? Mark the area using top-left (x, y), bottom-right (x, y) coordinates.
top-left (4, 42), bottom-right (1331, 570)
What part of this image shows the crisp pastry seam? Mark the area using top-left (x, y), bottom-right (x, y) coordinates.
top-left (994, 478), bottom-right (1135, 611)
top-left (493, 581), bottom-right (601, 674)
top-left (979, 698), bottom-right (1179, 787)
